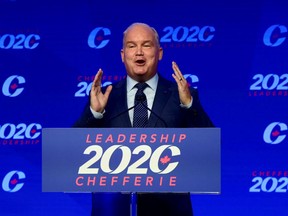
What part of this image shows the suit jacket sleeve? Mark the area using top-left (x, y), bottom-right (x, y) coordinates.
top-left (183, 88), bottom-right (214, 128)
top-left (72, 102), bottom-right (104, 128)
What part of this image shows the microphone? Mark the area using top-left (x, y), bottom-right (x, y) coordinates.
top-left (108, 103), bottom-right (138, 122)
top-left (109, 95), bottom-right (168, 127)
top-left (109, 95), bottom-right (147, 121)
top-left (135, 96), bottom-right (168, 128)
top-left (135, 94), bottom-right (146, 103)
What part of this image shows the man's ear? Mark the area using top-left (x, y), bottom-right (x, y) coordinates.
top-left (159, 47), bottom-right (163, 60)
top-left (120, 49), bottom-right (124, 62)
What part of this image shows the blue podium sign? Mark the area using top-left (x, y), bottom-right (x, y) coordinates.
top-left (42, 128), bottom-right (221, 194)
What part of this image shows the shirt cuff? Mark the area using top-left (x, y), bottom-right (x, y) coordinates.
top-left (90, 107), bottom-right (104, 119)
top-left (180, 97), bottom-right (193, 109)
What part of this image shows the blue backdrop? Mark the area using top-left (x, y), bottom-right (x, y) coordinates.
top-left (1, 0), bottom-right (288, 215)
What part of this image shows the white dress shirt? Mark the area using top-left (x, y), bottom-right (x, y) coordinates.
top-left (126, 74), bottom-right (158, 124)
top-left (90, 73), bottom-right (192, 124)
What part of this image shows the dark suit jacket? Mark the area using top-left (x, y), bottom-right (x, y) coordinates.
top-left (74, 75), bottom-right (214, 129)
top-left (74, 75), bottom-right (214, 216)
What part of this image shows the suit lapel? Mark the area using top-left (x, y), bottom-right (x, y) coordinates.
top-left (109, 80), bottom-right (132, 127)
top-left (148, 77), bottom-right (172, 127)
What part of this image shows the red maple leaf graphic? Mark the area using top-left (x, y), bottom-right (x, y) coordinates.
top-left (160, 155), bottom-right (171, 164)
top-left (96, 36), bottom-right (104, 41)
top-left (10, 83), bottom-right (18, 90)
top-left (10, 178), bottom-right (18, 185)
top-left (29, 39), bottom-right (36, 45)
top-left (272, 130), bottom-right (280, 137)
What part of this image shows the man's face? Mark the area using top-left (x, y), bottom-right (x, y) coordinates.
top-left (121, 24), bottom-right (163, 82)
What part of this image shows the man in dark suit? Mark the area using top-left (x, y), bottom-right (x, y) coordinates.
top-left (74, 22), bottom-right (214, 216)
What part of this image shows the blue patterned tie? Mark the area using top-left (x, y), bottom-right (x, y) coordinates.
top-left (133, 82), bottom-right (148, 127)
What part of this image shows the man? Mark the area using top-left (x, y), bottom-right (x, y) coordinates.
top-left (74, 22), bottom-right (214, 216)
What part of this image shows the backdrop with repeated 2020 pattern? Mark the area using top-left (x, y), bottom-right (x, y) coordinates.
top-left (0, 0), bottom-right (288, 215)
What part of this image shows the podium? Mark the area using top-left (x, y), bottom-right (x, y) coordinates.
top-left (42, 128), bottom-right (221, 215)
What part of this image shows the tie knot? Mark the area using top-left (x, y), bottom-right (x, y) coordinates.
top-left (135, 82), bottom-right (148, 91)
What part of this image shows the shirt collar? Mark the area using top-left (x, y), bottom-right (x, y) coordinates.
top-left (127, 74), bottom-right (159, 92)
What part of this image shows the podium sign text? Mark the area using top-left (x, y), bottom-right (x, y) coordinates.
top-left (42, 128), bottom-right (220, 193)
